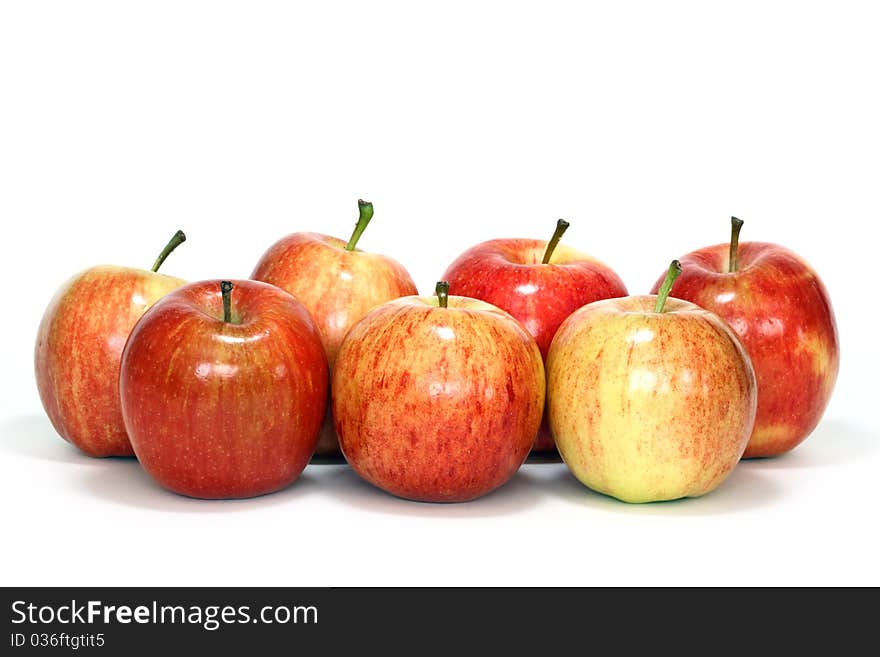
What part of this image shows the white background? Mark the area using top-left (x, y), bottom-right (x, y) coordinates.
top-left (1, 1), bottom-right (877, 586)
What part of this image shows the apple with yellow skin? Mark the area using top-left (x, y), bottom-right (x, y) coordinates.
top-left (547, 262), bottom-right (757, 503)
top-left (332, 282), bottom-right (545, 503)
top-left (650, 218), bottom-right (839, 457)
top-left (34, 231), bottom-right (188, 457)
top-left (252, 200), bottom-right (417, 456)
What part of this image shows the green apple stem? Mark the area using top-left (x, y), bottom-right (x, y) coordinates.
top-left (220, 281), bottom-right (233, 323)
top-left (541, 219), bottom-right (570, 264)
top-left (345, 199), bottom-right (374, 251)
top-left (653, 260), bottom-right (682, 313)
top-left (436, 281), bottom-right (449, 308)
top-left (151, 230), bottom-right (187, 273)
top-left (728, 216), bottom-right (744, 273)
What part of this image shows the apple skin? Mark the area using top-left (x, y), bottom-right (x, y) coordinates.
top-left (650, 242), bottom-right (839, 457)
top-left (251, 233), bottom-right (418, 367)
top-left (442, 238), bottom-right (627, 451)
top-left (34, 265), bottom-right (187, 457)
top-left (547, 296), bottom-right (757, 503)
top-left (119, 279), bottom-right (328, 499)
top-left (252, 232), bottom-right (417, 455)
top-left (332, 295), bottom-right (545, 503)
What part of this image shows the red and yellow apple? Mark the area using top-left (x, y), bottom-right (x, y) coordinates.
top-left (34, 231), bottom-right (188, 457)
top-left (119, 279), bottom-right (328, 499)
top-left (251, 200), bottom-right (417, 455)
top-left (547, 262), bottom-right (757, 503)
top-left (442, 220), bottom-right (627, 452)
top-left (332, 282), bottom-right (545, 503)
top-left (651, 218), bottom-right (839, 457)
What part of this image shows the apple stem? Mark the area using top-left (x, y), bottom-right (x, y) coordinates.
top-left (728, 216), bottom-right (744, 273)
top-left (541, 219), bottom-right (570, 264)
top-left (345, 199), bottom-right (374, 251)
top-left (151, 230), bottom-right (187, 272)
top-left (436, 281), bottom-right (449, 308)
top-left (220, 281), bottom-right (233, 323)
top-left (653, 260), bottom-right (682, 313)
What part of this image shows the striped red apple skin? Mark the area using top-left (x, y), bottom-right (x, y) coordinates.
top-left (332, 293), bottom-right (545, 503)
top-left (653, 241), bottom-right (838, 457)
top-left (35, 265), bottom-right (187, 457)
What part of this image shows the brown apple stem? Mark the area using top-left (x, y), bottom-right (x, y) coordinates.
top-left (151, 230), bottom-right (187, 272)
top-left (220, 281), bottom-right (233, 323)
top-left (541, 219), bottom-right (570, 264)
top-left (653, 260), bottom-right (682, 313)
top-left (345, 199), bottom-right (374, 251)
top-left (728, 216), bottom-right (744, 273)
top-left (435, 281), bottom-right (449, 308)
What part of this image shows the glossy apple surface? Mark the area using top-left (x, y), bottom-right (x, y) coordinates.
top-left (251, 201), bottom-right (417, 455)
top-left (34, 232), bottom-right (188, 457)
top-left (547, 292), bottom-right (757, 503)
top-left (332, 288), bottom-right (545, 503)
top-left (652, 239), bottom-right (838, 457)
top-left (442, 224), bottom-right (627, 452)
top-left (119, 279), bottom-right (328, 499)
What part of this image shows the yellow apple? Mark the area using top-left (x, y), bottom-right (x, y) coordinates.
top-left (546, 261), bottom-right (757, 503)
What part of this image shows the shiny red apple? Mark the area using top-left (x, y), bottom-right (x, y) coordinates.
top-left (651, 218), bottom-right (839, 457)
top-left (332, 282), bottom-right (545, 503)
top-left (251, 200), bottom-right (417, 455)
top-left (119, 279), bottom-right (328, 498)
top-left (35, 231), bottom-right (188, 457)
top-left (442, 220), bottom-right (627, 452)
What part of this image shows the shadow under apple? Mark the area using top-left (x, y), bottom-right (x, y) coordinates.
top-left (0, 413), bottom-right (327, 512)
top-left (741, 418), bottom-right (877, 470)
top-left (75, 459), bottom-right (323, 514)
top-left (0, 413), bottom-right (111, 466)
top-left (9, 413), bottom-right (868, 516)
top-left (314, 464), bottom-right (546, 518)
top-left (536, 461), bottom-right (783, 516)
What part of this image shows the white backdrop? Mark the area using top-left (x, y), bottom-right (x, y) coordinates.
top-left (1, 1), bottom-right (876, 586)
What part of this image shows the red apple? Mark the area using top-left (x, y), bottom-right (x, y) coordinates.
top-left (119, 279), bottom-right (328, 499)
top-left (332, 282), bottom-right (545, 503)
top-left (34, 231), bottom-right (188, 457)
top-left (251, 200), bottom-right (418, 455)
top-left (547, 261), bottom-right (757, 503)
top-left (651, 218), bottom-right (839, 458)
top-left (442, 220), bottom-right (627, 452)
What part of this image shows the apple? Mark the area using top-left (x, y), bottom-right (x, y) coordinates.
top-left (251, 199), bottom-right (418, 455)
top-left (34, 230), bottom-right (188, 457)
top-left (332, 282), bottom-right (545, 503)
top-left (119, 279), bottom-right (328, 499)
top-left (650, 218), bottom-right (839, 457)
top-left (442, 219), bottom-right (627, 453)
top-left (547, 261), bottom-right (757, 503)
